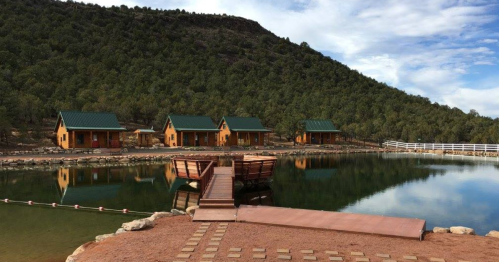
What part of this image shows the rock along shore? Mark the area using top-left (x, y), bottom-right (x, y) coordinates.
top-left (0, 147), bottom-right (402, 170)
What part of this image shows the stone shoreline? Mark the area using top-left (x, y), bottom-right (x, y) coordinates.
top-left (2, 147), bottom-right (498, 170)
top-left (415, 149), bottom-right (499, 157)
top-left (0, 147), bottom-right (401, 169)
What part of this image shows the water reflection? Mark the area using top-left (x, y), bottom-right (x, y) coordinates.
top-left (275, 154), bottom-right (499, 235)
top-left (1, 153), bottom-right (498, 237)
top-left (0, 163), bottom-right (175, 212)
top-left (273, 155), bottom-right (445, 212)
top-left (235, 186), bottom-right (274, 207)
top-left (172, 184), bottom-right (201, 211)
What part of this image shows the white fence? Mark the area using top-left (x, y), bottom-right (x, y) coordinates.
top-left (383, 140), bottom-right (499, 152)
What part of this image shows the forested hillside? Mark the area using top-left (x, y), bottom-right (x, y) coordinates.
top-left (0, 0), bottom-right (498, 144)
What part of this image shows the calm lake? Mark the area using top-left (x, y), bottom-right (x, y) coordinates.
top-left (1, 153), bottom-right (499, 262)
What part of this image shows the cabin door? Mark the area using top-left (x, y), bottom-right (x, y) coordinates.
top-left (183, 134), bottom-right (189, 146)
top-left (195, 134), bottom-right (200, 146)
top-left (92, 134), bottom-right (99, 148)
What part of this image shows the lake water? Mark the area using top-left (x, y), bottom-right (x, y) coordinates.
top-left (1, 153), bottom-right (499, 262)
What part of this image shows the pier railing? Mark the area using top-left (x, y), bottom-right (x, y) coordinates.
top-left (383, 140), bottom-right (499, 152)
top-left (199, 161), bottom-right (215, 196)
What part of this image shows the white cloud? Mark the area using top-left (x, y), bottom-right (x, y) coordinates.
top-left (350, 55), bottom-right (400, 86)
top-left (443, 86), bottom-right (499, 117)
top-left (479, 38), bottom-right (499, 43)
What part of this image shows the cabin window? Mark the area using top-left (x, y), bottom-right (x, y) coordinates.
top-left (223, 124), bottom-right (226, 129)
top-left (63, 134), bottom-right (66, 141)
top-left (204, 135), bottom-right (208, 143)
top-left (77, 134), bottom-right (84, 145)
top-left (225, 134), bottom-right (229, 140)
top-left (255, 135), bottom-right (259, 143)
top-left (169, 123), bottom-right (172, 128)
top-left (171, 134), bottom-right (174, 140)
top-left (109, 133), bottom-right (113, 140)
top-left (61, 121), bottom-right (64, 127)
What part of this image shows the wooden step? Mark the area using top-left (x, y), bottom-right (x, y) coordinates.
top-left (199, 203), bottom-right (235, 209)
top-left (200, 199), bottom-right (234, 204)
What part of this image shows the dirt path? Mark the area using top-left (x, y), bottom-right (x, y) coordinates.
top-left (74, 216), bottom-right (499, 262)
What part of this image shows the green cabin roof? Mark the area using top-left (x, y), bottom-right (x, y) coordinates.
top-left (302, 119), bottom-right (340, 133)
top-left (135, 129), bottom-right (155, 133)
top-left (55, 111), bottom-right (126, 131)
top-left (163, 115), bottom-right (219, 132)
top-left (220, 116), bottom-right (270, 132)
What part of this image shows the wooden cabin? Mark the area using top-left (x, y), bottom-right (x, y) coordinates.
top-left (218, 116), bottom-right (270, 146)
top-left (296, 119), bottom-right (341, 145)
top-left (55, 111), bottom-right (126, 149)
top-left (163, 115), bottom-right (219, 147)
top-left (134, 129), bottom-right (155, 147)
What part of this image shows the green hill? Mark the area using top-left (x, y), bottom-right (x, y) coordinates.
top-left (0, 0), bottom-right (497, 144)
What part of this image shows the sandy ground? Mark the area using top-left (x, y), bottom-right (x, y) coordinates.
top-left (75, 216), bottom-right (499, 262)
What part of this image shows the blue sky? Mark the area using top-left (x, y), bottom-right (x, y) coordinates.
top-left (75, 0), bottom-right (499, 118)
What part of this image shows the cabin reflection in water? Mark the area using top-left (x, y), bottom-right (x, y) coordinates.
top-left (294, 156), bottom-right (338, 170)
top-left (294, 156), bottom-right (338, 180)
top-left (56, 165), bottom-right (162, 205)
top-left (164, 162), bottom-right (177, 187)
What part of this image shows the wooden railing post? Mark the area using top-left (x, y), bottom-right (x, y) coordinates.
top-left (184, 160), bottom-right (190, 179)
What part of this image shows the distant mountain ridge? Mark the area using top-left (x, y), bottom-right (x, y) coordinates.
top-left (0, 0), bottom-right (497, 143)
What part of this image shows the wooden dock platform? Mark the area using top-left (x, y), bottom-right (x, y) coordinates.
top-left (236, 205), bottom-right (426, 240)
top-left (191, 164), bottom-right (426, 240)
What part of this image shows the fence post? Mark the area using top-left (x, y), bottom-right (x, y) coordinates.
top-left (485, 145), bottom-right (487, 152)
top-left (474, 145), bottom-right (476, 151)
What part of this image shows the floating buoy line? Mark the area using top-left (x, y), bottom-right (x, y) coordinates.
top-left (2, 198), bottom-right (153, 215)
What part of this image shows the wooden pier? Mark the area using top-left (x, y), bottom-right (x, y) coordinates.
top-left (194, 166), bottom-right (238, 221)
top-left (181, 157), bottom-right (426, 240)
top-left (199, 167), bottom-right (234, 208)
